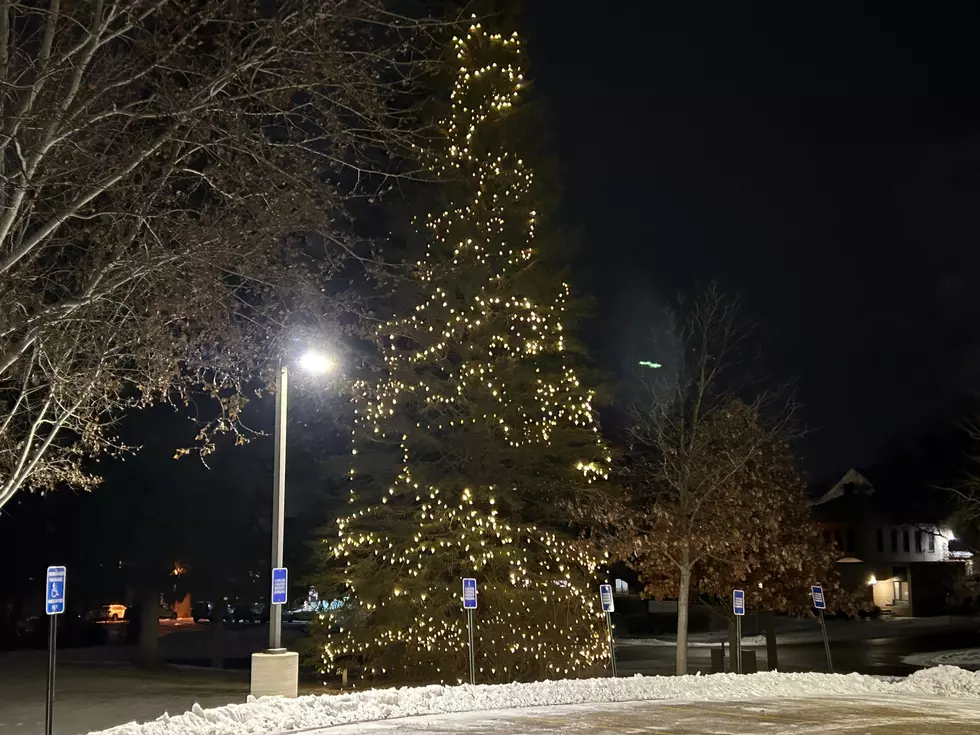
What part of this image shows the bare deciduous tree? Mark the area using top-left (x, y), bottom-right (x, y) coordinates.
top-left (0, 0), bottom-right (437, 508)
top-left (687, 407), bottom-right (852, 669)
top-left (951, 421), bottom-right (980, 548)
top-left (609, 286), bottom-right (802, 674)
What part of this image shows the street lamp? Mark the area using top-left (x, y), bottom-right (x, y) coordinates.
top-left (270, 350), bottom-right (333, 650)
top-left (298, 350), bottom-right (334, 375)
top-left (252, 350), bottom-right (334, 699)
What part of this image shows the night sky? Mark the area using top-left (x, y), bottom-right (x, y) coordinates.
top-left (525, 3), bottom-right (980, 477)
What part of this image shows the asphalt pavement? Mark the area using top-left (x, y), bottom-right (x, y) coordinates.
top-left (0, 650), bottom-right (248, 735)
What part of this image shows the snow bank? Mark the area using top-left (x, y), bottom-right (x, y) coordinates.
top-left (904, 648), bottom-right (980, 670)
top-left (898, 666), bottom-right (980, 696)
top-left (618, 616), bottom-right (980, 649)
top-left (619, 635), bottom-right (770, 648)
top-left (89, 666), bottom-right (980, 735)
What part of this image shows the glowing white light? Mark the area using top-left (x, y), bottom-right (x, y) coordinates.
top-left (299, 351), bottom-right (334, 374)
top-left (869, 575), bottom-right (877, 586)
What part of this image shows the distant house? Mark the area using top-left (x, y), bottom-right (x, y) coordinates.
top-left (812, 468), bottom-right (972, 616)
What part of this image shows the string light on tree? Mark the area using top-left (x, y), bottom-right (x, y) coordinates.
top-left (310, 20), bottom-right (612, 684)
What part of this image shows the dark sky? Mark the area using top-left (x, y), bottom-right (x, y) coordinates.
top-left (524, 3), bottom-right (980, 477)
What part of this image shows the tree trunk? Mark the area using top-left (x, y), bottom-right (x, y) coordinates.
top-left (675, 546), bottom-right (692, 675)
top-left (761, 610), bottom-right (778, 670)
top-left (727, 616), bottom-right (738, 670)
top-left (2, 598), bottom-right (21, 647)
top-left (138, 587), bottom-right (159, 667)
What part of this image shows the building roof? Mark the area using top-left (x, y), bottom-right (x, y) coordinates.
top-left (811, 466), bottom-right (953, 526)
top-left (812, 468), bottom-right (873, 506)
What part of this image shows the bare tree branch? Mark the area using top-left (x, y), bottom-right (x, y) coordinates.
top-left (598, 285), bottom-right (814, 674)
top-left (0, 0), bottom-right (447, 508)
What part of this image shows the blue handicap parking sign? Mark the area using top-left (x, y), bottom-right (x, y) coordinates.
top-left (271, 567), bottom-right (288, 605)
top-left (462, 578), bottom-right (477, 609)
top-left (733, 589), bottom-right (745, 616)
top-left (599, 584), bottom-right (615, 613)
top-left (46, 566), bottom-right (66, 616)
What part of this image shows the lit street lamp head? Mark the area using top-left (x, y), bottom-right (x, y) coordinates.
top-left (298, 350), bottom-right (334, 374)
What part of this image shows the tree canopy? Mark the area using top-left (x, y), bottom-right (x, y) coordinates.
top-left (0, 0), bottom-right (433, 508)
top-left (599, 287), bottom-right (841, 673)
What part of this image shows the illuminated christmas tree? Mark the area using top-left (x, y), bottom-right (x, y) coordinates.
top-left (311, 21), bottom-right (612, 685)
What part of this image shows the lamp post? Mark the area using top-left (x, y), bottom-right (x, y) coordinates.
top-left (268, 362), bottom-right (288, 652)
top-left (251, 350), bottom-right (333, 698)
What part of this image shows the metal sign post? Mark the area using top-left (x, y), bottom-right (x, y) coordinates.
top-left (811, 584), bottom-right (833, 673)
top-left (599, 584), bottom-right (617, 677)
top-left (45, 566), bottom-right (66, 735)
top-left (462, 578), bottom-right (477, 685)
top-left (732, 589), bottom-right (745, 674)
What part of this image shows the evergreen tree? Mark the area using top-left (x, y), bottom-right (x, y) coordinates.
top-left (310, 20), bottom-right (612, 685)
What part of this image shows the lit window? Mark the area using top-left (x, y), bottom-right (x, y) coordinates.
top-left (892, 580), bottom-right (909, 602)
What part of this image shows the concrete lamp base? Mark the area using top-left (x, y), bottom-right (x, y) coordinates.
top-left (250, 650), bottom-right (299, 698)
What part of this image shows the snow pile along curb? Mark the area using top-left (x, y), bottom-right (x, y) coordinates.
top-left (91, 666), bottom-right (980, 735)
top-left (896, 665), bottom-right (980, 696)
top-left (904, 648), bottom-right (980, 671)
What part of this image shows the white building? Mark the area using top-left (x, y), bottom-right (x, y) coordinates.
top-left (812, 468), bottom-right (971, 615)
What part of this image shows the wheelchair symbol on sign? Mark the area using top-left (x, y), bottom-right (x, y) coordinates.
top-left (50, 584), bottom-right (59, 598)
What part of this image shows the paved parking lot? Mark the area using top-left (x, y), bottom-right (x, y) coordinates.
top-left (0, 652), bottom-right (248, 735)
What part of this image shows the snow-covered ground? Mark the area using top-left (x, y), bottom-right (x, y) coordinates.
top-left (621, 633), bottom-right (825, 648)
top-left (297, 694), bottom-right (980, 735)
top-left (90, 667), bottom-right (980, 735)
top-left (904, 649), bottom-right (980, 670)
top-left (618, 615), bottom-right (980, 648)
top-left (621, 634), bottom-right (776, 648)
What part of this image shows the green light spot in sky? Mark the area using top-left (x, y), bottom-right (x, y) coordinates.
top-left (639, 361), bottom-right (662, 369)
